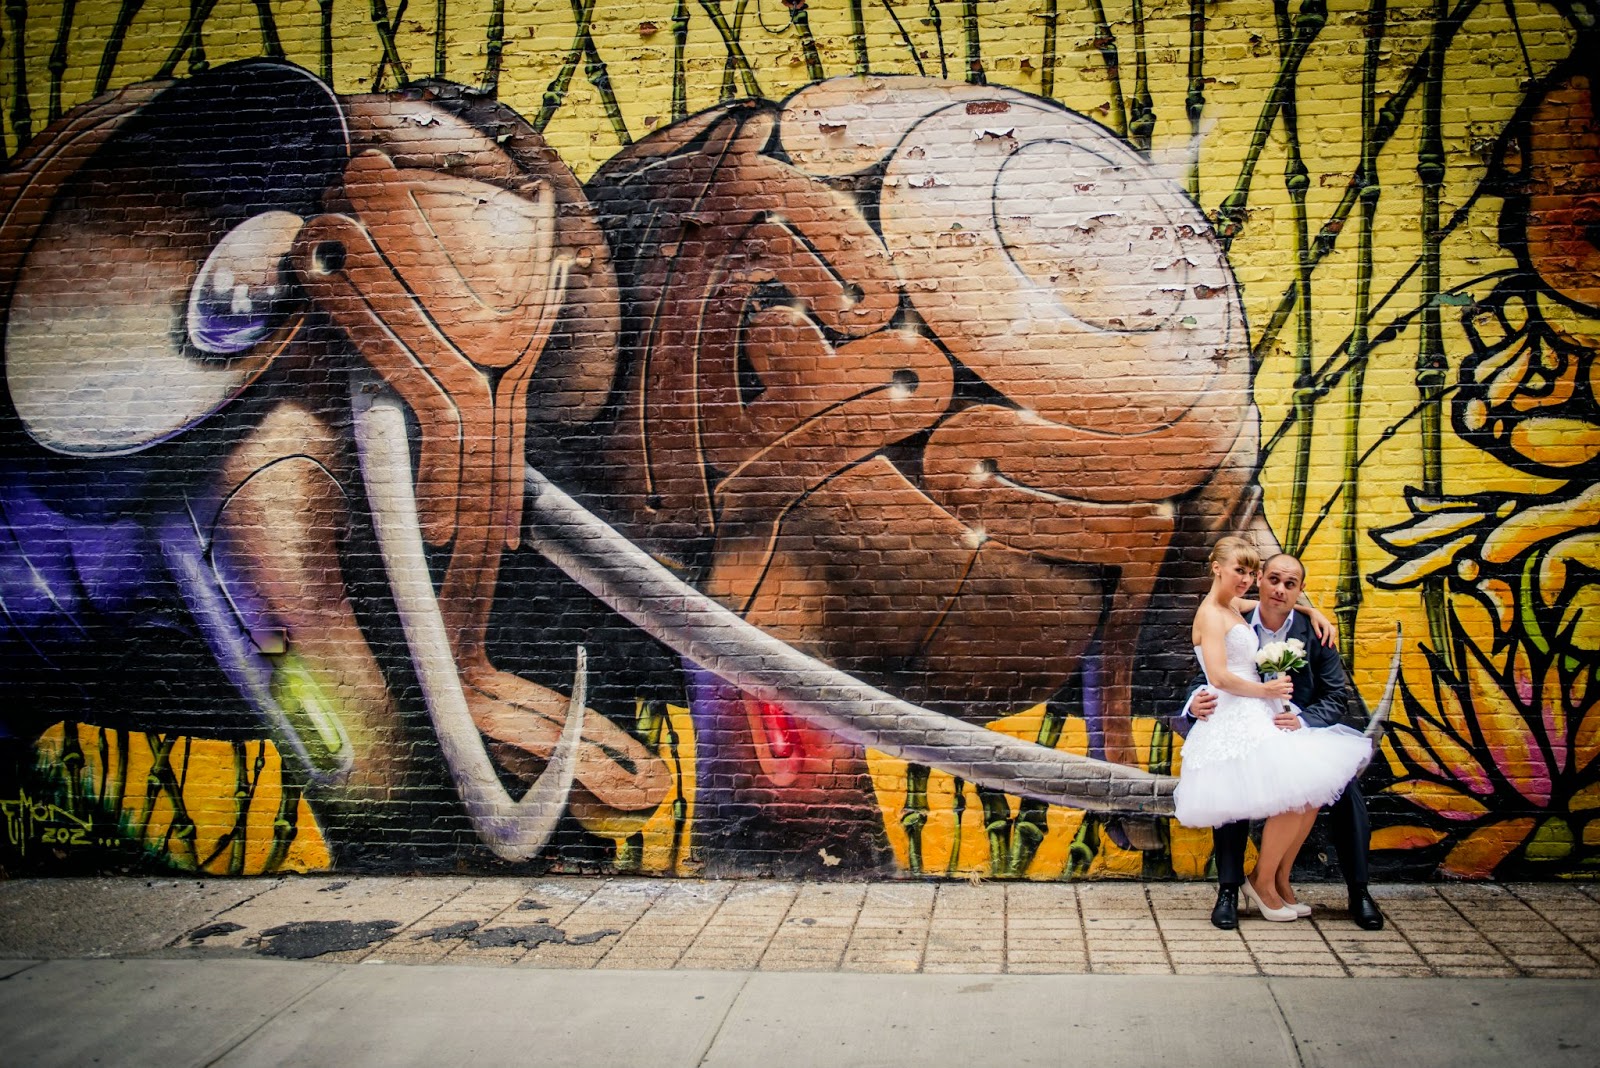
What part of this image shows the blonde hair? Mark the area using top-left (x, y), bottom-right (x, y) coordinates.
top-left (1209, 535), bottom-right (1261, 572)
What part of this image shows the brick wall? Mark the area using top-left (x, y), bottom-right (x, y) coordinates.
top-left (0, 1), bottom-right (1594, 881)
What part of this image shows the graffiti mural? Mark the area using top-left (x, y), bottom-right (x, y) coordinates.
top-left (0, 1), bottom-right (1591, 880)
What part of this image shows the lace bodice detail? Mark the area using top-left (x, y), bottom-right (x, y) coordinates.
top-left (1185, 623), bottom-right (1268, 768)
top-left (1193, 622), bottom-right (1260, 683)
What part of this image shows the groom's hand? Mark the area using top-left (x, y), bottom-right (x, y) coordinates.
top-left (1190, 689), bottom-right (1219, 720)
top-left (1272, 710), bottom-right (1303, 731)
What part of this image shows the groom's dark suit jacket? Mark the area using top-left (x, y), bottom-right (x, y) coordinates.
top-left (1172, 610), bottom-right (1371, 888)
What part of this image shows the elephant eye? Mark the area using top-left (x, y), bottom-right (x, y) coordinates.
top-left (187, 211), bottom-right (305, 355)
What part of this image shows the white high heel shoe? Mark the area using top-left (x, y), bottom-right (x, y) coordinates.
top-left (1283, 898), bottom-right (1313, 919)
top-left (1242, 879), bottom-right (1300, 922)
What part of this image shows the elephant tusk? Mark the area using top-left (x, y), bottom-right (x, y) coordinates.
top-left (354, 376), bottom-right (584, 859)
top-left (523, 463), bottom-right (1178, 815)
top-left (1356, 623), bottom-right (1404, 775)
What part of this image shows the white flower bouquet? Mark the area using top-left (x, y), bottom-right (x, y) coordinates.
top-left (1255, 638), bottom-right (1308, 680)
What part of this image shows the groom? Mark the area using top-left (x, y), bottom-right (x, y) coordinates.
top-left (1177, 552), bottom-right (1384, 931)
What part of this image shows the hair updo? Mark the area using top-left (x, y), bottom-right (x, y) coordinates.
top-left (1209, 535), bottom-right (1261, 572)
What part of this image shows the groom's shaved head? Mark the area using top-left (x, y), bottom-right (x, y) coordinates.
top-left (1262, 553), bottom-right (1306, 582)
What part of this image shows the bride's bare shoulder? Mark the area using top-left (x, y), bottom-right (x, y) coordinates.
top-left (1191, 602), bottom-right (1229, 643)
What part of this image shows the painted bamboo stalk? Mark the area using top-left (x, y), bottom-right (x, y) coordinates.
top-left (1006, 703), bottom-right (1069, 876)
top-left (434, 0), bottom-right (446, 79)
top-left (46, 0), bottom-right (76, 124)
top-left (480, 0), bottom-right (503, 94)
top-left (109, 729), bottom-right (130, 820)
top-left (254, 0), bottom-right (285, 60)
top-left (572, 0), bottom-right (631, 143)
top-left (156, 0), bottom-right (222, 80)
top-left (962, 0), bottom-right (983, 85)
top-left (927, 0), bottom-right (947, 80)
top-left (945, 776), bottom-right (967, 874)
top-left (263, 780), bottom-right (302, 873)
top-left (1335, 0), bottom-right (1386, 664)
top-left (1128, 0), bottom-right (1154, 153)
top-left (1250, 0), bottom-right (1483, 363)
top-left (1040, 0), bottom-right (1058, 99)
top-left (318, 0), bottom-right (334, 85)
top-left (788, 0), bottom-right (825, 83)
top-left (1214, 0), bottom-right (1326, 249)
top-left (671, 0), bottom-right (689, 120)
top-left (902, 764), bottom-right (931, 873)
top-left (976, 784), bottom-right (1012, 875)
top-left (1085, 0), bottom-right (1124, 135)
top-left (7, 0), bottom-right (33, 150)
top-left (720, 0), bottom-right (749, 100)
top-left (58, 721), bottom-right (84, 817)
top-left (1186, 0), bottom-right (1205, 198)
top-left (1276, 0), bottom-right (1315, 554)
top-left (228, 740), bottom-right (250, 875)
top-left (94, 0), bottom-right (144, 96)
top-left (698, 0), bottom-right (762, 99)
top-left (535, 0), bottom-right (600, 132)
top-left (368, 0), bottom-right (409, 91)
top-left (134, 734), bottom-right (175, 843)
top-left (96, 729), bottom-right (111, 813)
top-left (849, 0), bottom-right (868, 74)
top-left (1416, 0), bottom-right (1451, 664)
top-left (882, 0), bottom-right (925, 75)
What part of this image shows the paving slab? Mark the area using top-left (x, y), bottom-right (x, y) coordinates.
top-left (1272, 977), bottom-right (1600, 1067)
top-left (0, 958), bottom-right (333, 1068)
top-left (212, 966), bottom-right (749, 1067)
top-left (699, 972), bottom-right (1295, 1068)
top-left (0, 877), bottom-right (266, 958)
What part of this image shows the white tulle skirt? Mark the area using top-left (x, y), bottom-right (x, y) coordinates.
top-left (1173, 689), bottom-right (1372, 828)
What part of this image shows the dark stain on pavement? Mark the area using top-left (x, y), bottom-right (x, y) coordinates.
top-left (467, 923), bottom-right (621, 949)
top-left (187, 922), bottom-right (245, 942)
top-left (413, 920), bottom-right (481, 942)
top-left (258, 919), bottom-right (401, 959)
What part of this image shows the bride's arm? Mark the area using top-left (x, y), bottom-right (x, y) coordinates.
top-left (1228, 596), bottom-right (1337, 646)
top-left (1197, 613), bottom-right (1295, 700)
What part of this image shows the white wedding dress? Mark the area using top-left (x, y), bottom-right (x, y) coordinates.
top-left (1173, 623), bottom-right (1372, 828)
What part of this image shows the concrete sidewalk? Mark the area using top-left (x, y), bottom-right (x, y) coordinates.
top-left (1, 877), bottom-right (1597, 1066)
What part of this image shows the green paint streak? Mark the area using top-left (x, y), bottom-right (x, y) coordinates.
top-left (962, 0), bottom-right (983, 85)
top-left (7, 0), bottom-right (33, 150)
top-left (1186, 0), bottom-right (1205, 198)
top-left (1128, 0), bottom-right (1154, 153)
top-left (698, 0), bottom-right (762, 99)
top-left (928, 0), bottom-right (947, 80)
top-left (480, 0), bottom-right (503, 94)
top-left (1277, 0), bottom-right (1314, 555)
top-left (1417, 0), bottom-right (1451, 668)
top-left (1085, 0), bottom-right (1123, 134)
top-left (672, 0), bottom-right (689, 120)
top-left (1250, 0), bottom-right (1485, 365)
top-left (849, 0), bottom-right (868, 74)
top-left (1335, 0), bottom-right (1386, 665)
top-left (367, 0), bottom-right (409, 91)
top-left (1040, 0), bottom-right (1058, 99)
top-left (94, 0), bottom-right (145, 96)
top-left (254, 0), bottom-right (285, 60)
top-left (882, 0), bottom-right (925, 75)
top-left (789, 0), bottom-right (825, 83)
top-left (1214, 0), bottom-right (1325, 249)
top-left (45, 0), bottom-right (75, 123)
top-left (902, 764), bottom-right (931, 873)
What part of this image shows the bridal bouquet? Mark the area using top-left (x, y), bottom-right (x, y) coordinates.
top-left (1255, 638), bottom-right (1308, 680)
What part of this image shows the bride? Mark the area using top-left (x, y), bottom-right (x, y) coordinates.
top-left (1175, 536), bottom-right (1372, 921)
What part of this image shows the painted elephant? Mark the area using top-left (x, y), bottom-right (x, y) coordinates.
top-left (2, 63), bottom-right (1213, 871)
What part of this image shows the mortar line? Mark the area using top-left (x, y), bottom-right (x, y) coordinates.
top-left (1435, 886), bottom-right (1522, 975)
top-left (201, 962), bottom-right (346, 1068)
top-left (1142, 884), bottom-right (1176, 974)
top-left (693, 970), bottom-right (754, 1068)
top-left (1361, 886), bottom-right (1444, 975)
top-left (532, 876), bottom-right (660, 968)
top-left (1072, 883), bottom-right (1092, 973)
top-left (1505, 884), bottom-right (1600, 966)
top-left (831, 881), bottom-right (867, 972)
top-left (615, 881), bottom-right (728, 970)
top-left (1261, 977), bottom-right (1310, 1068)
top-left (916, 883), bottom-right (936, 973)
top-left (181, 876), bottom-right (289, 946)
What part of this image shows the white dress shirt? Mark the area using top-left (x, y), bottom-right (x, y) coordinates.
top-left (1250, 606), bottom-right (1307, 725)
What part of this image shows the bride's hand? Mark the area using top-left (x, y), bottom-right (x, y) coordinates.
top-left (1263, 675), bottom-right (1295, 700)
top-left (1305, 605), bottom-right (1337, 647)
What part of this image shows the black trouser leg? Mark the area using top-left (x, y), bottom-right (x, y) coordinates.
top-left (1328, 780), bottom-right (1371, 887)
top-left (1213, 820), bottom-right (1250, 886)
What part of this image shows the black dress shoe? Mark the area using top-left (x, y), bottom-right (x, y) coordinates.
top-left (1349, 887), bottom-right (1384, 930)
top-left (1211, 884), bottom-right (1239, 930)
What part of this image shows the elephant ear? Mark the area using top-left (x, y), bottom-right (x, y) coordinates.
top-left (1, 61), bottom-right (348, 456)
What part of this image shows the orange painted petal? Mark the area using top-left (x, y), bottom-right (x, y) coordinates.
top-left (1434, 670), bottom-right (1475, 747)
top-left (1574, 696), bottom-right (1600, 774)
top-left (1464, 640), bottom-right (1551, 805)
top-left (1440, 818), bottom-right (1537, 878)
top-left (1539, 655), bottom-right (1568, 774)
top-left (1369, 824), bottom-right (1449, 851)
top-left (1570, 781), bottom-right (1600, 812)
top-left (1419, 715), bottom-right (1493, 794)
top-left (1384, 781), bottom-right (1491, 821)
top-left (1481, 482), bottom-right (1600, 565)
top-left (1389, 724), bottom-right (1445, 778)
